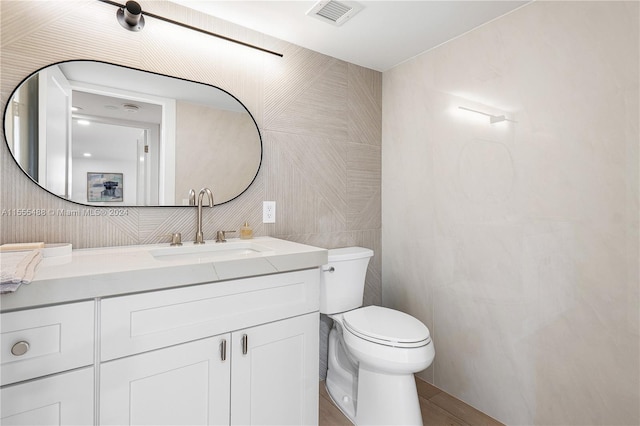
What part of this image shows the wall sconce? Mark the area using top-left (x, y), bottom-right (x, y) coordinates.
top-left (458, 106), bottom-right (516, 124)
top-left (99, 0), bottom-right (283, 57)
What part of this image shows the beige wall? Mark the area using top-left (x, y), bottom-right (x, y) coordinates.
top-left (175, 101), bottom-right (260, 204)
top-left (382, 1), bottom-right (639, 424)
top-left (0, 0), bottom-right (381, 304)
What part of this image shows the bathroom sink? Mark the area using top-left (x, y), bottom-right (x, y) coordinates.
top-left (149, 240), bottom-right (272, 262)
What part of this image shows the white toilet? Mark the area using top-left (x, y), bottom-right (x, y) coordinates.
top-left (321, 247), bottom-right (435, 426)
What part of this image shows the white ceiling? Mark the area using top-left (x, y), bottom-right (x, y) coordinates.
top-left (170, 1), bottom-right (530, 71)
top-left (59, 61), bottom-right (247, 113)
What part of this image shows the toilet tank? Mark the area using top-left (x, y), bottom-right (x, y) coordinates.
top-left (320, 247), bottom-right (374, 314)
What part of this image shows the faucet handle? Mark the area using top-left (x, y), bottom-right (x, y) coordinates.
top-left (169, 233), bottom-right (182, 246)
top-left (215, 230), bottom-right (236, 243)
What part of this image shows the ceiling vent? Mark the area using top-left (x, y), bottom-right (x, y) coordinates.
top-left (306, 0), bottom-right (363, 26)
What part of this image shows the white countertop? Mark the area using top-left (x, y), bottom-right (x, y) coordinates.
top-left (0, 237), bottom-right (328, 312)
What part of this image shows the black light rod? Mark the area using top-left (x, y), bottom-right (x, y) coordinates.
top-left (98, 0), bottom-right (284, 57)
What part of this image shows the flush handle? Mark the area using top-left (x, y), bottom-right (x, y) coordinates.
top-left (11, 341), bottom-right (30, 357)
top-left (241, 334), bottom-right (248, 355)
top-left (220, 339), bottom-right (227, 362)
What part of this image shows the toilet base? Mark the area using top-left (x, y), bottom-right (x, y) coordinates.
top-left (326, 323), bottom-right (425, 425)
top-left (355, 367), bottom-right (422, 426)
top-left (326, 326), bottom-right (358, 422)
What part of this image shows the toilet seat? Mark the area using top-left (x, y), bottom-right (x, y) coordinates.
top-left (342, 306), bottom-right (431, 348)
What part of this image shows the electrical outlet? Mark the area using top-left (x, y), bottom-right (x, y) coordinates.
top-left (263, 201), bottom-right (276, 223)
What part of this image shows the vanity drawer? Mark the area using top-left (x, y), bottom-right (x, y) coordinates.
top-left (0, 301), bottom-right (95, 386)
top-left (0, 367), bottom-right (94, 425)
top-left (100, 268), bottom-right (319, 361)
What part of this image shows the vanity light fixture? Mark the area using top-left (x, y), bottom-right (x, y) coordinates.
top-left (116, 0), bottom-right (144, 31)
top-left (458, 106), bottom-right (517, 124)
top-left (99, 0), bottom-right (283, 57)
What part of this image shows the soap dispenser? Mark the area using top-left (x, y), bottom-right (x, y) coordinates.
top-left (240, 221), bottom-right (253, 239)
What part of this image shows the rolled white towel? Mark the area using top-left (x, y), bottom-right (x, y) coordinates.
top-left (0, 250), bottom-right (43, 294)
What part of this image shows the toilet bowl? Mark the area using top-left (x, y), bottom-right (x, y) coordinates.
top-left (321, 247), bottom-right (435, 425)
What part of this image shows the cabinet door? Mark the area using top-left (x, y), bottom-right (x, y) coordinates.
top-left (100, 335), bottom-right (230, 426)
top-left (0, 367), bottom-right (94, 426)
top-left (231, 313), bottom-right (319, 426)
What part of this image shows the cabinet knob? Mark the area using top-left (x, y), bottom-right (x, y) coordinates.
top-left (11, 341), bottom-right (30, 356)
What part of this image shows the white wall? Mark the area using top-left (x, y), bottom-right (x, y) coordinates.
top-left (382, 2), bottom-right (639, 425)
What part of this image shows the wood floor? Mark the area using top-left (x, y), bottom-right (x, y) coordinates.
top-left (319, 377), bottom-right (504, 426)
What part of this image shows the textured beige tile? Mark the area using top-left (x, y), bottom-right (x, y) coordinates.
top-left (347, 143), bottom-right (381, 231)
top-left (348, 64), bottom-right (382, 146)
top-left (264, 131), bottom-right (348, 236)
top-left (1, 1), bottom-right (93, 49)
top-left (264, 47), bottom-right (348, 140)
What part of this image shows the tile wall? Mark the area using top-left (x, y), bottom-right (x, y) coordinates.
top-left (382, 2), bottom-right (639, 424)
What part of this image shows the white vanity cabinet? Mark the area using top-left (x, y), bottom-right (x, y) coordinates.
top-left (100, 313), bottom-right (318, 426)
top-left (0, 237), bottom-right (326, 426)
top-left (99, 269), bottom-right (319, 426)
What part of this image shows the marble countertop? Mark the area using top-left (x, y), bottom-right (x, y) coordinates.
top-left (1, 237), bottom-right (328, 312)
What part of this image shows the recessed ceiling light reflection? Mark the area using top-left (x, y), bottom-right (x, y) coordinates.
top-left (83, 153), bottom-right (92, 157)
top-left (77, 119), bottom-right (91, 126)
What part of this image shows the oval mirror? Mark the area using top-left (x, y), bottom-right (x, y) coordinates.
top-left (3, 60), bottom-right (262, 206)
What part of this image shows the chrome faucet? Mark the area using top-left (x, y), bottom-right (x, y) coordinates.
top-left (194, 188), bottom-right (214, 244)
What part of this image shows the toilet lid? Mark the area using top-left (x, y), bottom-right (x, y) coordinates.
top-left (342, 306), bottom-right (431, 348)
